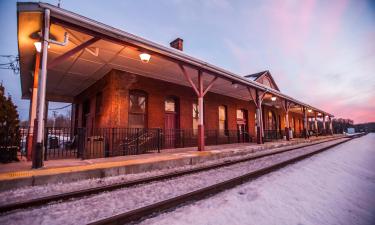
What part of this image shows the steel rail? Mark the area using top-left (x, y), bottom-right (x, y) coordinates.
top-left (0, 136), bottom-right (345, 213)
top-left (88, 135), bottom-right (363, 225)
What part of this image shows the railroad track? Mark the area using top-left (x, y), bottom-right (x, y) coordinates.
top-left (88, 135), bottom-right (363, 225)
top-left (0, 136), bottom-right (348, 215)
top-left (0, 135), bottom-right (362, 218)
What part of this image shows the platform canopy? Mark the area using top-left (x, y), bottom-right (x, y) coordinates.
top-left (17, 2), bottom-right (333, 117)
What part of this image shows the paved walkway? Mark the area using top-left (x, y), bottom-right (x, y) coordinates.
top-left (0, 135), bottom-right (342, 191)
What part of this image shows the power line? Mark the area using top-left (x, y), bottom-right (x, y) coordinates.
top-left (0, 55), bottom-right (20, 74)
top-left (48, 104), bottom-right (72, 111)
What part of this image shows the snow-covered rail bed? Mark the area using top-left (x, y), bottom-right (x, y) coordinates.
top-left (0, 138), bottom-right (349, 225)
top-left (139, 133), bottom-right (375, 225)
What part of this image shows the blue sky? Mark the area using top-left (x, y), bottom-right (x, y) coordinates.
top-left (0, 0), bottom-right (374, 123)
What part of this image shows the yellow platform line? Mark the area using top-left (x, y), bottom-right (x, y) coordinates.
top-left (0, 150), bottom-right (214, 181)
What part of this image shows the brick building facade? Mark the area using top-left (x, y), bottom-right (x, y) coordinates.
top-left (72, 69), bottom-right (304, 142)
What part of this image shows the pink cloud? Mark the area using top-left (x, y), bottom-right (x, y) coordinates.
top-left (312, 95), bottom-right (375, 124)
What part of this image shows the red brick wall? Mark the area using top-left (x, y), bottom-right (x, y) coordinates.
top-left (74, 70), bottom-right (306, 138)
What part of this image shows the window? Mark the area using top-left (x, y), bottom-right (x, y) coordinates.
top-left (129, 90), bottom-right (147, 128)
top-left (237, 109), bottom-right (244, 120)
top-left (218, 105), bottom-right (227, 135)
top-left (193, 103), bottom-right (199, 134)
top-left (95, 92), bottom-right (103, 114)
top-left (165, 98), bottom-right (176, 112)
top-left (291, 117), bottom-right (295, 131)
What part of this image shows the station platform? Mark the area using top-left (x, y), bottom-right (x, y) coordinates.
top-left (0, 135), bottom-right (342, 191)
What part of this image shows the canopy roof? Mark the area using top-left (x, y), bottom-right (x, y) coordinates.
top-left (17, 2), bottom-right (333, 117)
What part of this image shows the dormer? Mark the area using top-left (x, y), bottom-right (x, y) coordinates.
top-left (245, 70), bottom-right (280, 91)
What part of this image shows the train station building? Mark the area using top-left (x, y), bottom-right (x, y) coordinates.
top-left (16, 2), bottom-right (334, 167)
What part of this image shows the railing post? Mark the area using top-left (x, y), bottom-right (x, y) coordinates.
top-left (77, 128), bottom-right (86, 159)
top-left (216, 130), bottom-right (218, 145)
top-left (136, 128), bottom-right (140, 154)
top-left (111, 128), bottom-right (115, 157)
top-left (157, 128), bottom-right (161, 153)
top-left (182, 130), bottom-right (185, 148)
top-left (44, 127), bottom-right (48, 161)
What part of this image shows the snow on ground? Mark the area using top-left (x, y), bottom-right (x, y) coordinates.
top-left (0, 139), bottom-right (346, 225)
top-left (0, 138), bottom-right (333, 205)
top-left (140, 133), bottom-right (375, 225)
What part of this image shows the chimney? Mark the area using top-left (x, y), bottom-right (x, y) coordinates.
top-left (170, 38), bottom-right (183, 51)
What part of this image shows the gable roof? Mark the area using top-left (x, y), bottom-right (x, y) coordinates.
top-left (245, 70), bottom-right (280, 91)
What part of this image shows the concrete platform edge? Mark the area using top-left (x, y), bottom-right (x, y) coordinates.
top-left (0, 136), bottom-right (343, 192)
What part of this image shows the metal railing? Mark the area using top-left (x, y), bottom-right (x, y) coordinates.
top-left (263, 130), bottom-right (284, 142)
top-left (162, 129), bottom-right (252, 149)
top-left (2, 127), bottom-right (253, 161)
top-left (44, 127), bottom-right (78, 160)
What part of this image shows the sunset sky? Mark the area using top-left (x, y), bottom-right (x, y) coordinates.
top-left (0, 0), bottom-right (374, 123)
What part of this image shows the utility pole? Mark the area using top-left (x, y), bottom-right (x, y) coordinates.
top-left (53, 110), bottom-right (57, 130)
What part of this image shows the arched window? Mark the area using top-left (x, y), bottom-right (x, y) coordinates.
top-left (129, 90), bottom-right (147, 128)
top-left (268, 111), bottom-right (276, 130)
top-left (218, 105), bottom-right (227, 135)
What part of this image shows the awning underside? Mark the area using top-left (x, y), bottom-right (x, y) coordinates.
top-left (19, 12), bottom-right (264, 103)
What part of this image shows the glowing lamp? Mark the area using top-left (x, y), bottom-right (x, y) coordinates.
top-left (318, 112), bottom-right (322, 116)
top-left (139, 53), bottom-right (151, 63)
top-left (271, 96), bottom-right (277, 101)
top-left (308, 109), bottom-right (312, 113)
top-left (232, 83), bottom-right (239, 88)
top-left (34, 42), bottom-right (42, 53)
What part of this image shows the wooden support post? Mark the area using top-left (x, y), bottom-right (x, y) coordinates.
top-left (329, 116), bottom-right (333, 135)
top-left (48, 37), bottom-right (100, 69)
top-left (303, 107), bottom-right (308, 139)
top-left (314, 112), bottom-right (318, 137)
top-left (248, 87), bottom-right (265, 144)
top-left (179, 65), bottom-right (217, 151)
top-left (197, 70), bottom-right (204, 151)
top-left (282, 100), bottom-right (291, 141)
top-left (285, 103), bottom-right (290, 141)
top-left (255, 90), bottom-right (263, 144)
top-left (322, 114), bottom-right (326, 135)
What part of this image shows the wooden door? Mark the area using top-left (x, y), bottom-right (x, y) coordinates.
top-left (164, 113), bottom-right (176, 148)
top-left (236, 109), bottom-right (248, 143)
top-left (237, 124), bottom-right (245, 142)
